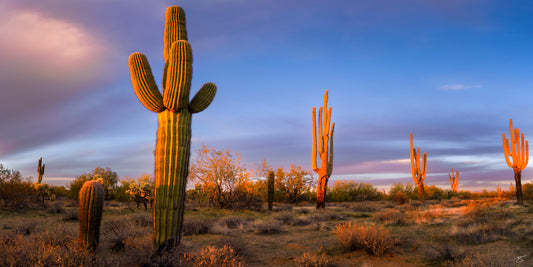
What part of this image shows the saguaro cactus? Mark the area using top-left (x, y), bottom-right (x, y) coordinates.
top-left (79, 180), bottom-right (105, 252)
top-left (128, 6), bottom-right (216, 249)
top-left (449, 168), bottom-right (459, 193)
top-left (37, 157), bottom-right (45, 184)
top-left (502, 118), bottom-right (529, 205)
top-left (409, 133), bottom-right (427, 202)
top-left (312, 90), bottom-right (335, 209)
top-left (267, 170), bottom-right (275, 211)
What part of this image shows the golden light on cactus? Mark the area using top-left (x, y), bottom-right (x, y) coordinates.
top-left (312, 90), bottom-right (335, 209)
top-left (502, 118), bottom-right (529, 205)
top-left (409, 133), bottom-right (427, 202)
top-left (449, 168), bottom-right (459, 193)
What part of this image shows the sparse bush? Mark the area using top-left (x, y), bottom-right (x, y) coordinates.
top-left (219, 216), bottom-right (249, 229)
top-left (185, 245), bottom-right (244, 267)
top-left (351, 202), bottom-right (378, 213)
top-left (373, 208), bottom-right (408, 225)
top-left (182, 217), bottom-right (213, 235)
top-left (295, 252), bottom-right (330, 267)
top-left (254, 219), bottom-right (283, 234)
top-left (451, 223), bottom-right (514, 245)
top-left (274, 212), bottom-right (311, 226)
top-left (14, 222), bottom-right (37, 236)
top-left (217, 237), bottom-right (248, 256)
top-left (62, 209), bottom-right (79, 221)
top-left (46, 202), bottom-right (65, 214)
top-left (333, 222), bottom-right (397, 256)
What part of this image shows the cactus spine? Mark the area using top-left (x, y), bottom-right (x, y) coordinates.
top-left (409, 133), bottom-right (427, 202)
top-left (449, 168), bottom-right (459, 193)
top-left (312, 90), bottom-right (335, 209)
top-left (267, 170), bottom-right (275, 211)
top-left (502, 118), bottom-right (529, 205)
top-left (128, 6), bottom-right (216, 249)
top-left (79, 180), bottom-right (105, 252)
top-left (37, 157), bottom-right (45, 184)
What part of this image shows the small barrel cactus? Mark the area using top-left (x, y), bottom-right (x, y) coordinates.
top-left (79, 180), bottom-right (105, 252)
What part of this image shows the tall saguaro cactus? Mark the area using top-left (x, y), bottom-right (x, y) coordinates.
top-left (312, 90), bottom-right (335, 209)
top-left (79, 180), bottom-right (105, 252)
top-left (128, 6), bottom-right (217, 249)
top-left (409, 133), bottom-right (427, 202)
top-left (37, 157), bottom-right (45, 184)
top-left (502, 118), bottom-right (529, 205)
top-left (449, 168), bottom-right (459, 193)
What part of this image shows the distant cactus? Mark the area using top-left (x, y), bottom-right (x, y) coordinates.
top-left (449, 168), bottom-right (459, 193)
top-left (37, 157), bottom-right (45, 184)
top-left (312, 90), bottom-right (335, 209)
top-left (128, 6), bottom-right (216, 249)
top-left (79, 180), bottom-right (105, 252)
top-left (32, 157), bottom-right (55, 208)
top-left (502, 118), bottom-right (529, 205)
top-left (409, 133), bottom-right (427, 202)
top-left (267, 171), bottom-right (274, 211)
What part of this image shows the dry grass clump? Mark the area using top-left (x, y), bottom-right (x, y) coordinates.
top-left (373, 208), bottom-right (408, 225)
top-left (410, 204), bottom-right (446, 225)
top-left (46, 202), bottom-right (65, 214)
top-left (184, 245), bottom-right (244, 267)
top-left (254, 219), bottom-right (284, 234)
top-left (182, 217), bottom-right (213, 236)
top-left (309, 211), bottom-right (346, 222)
top-left (461, 203), bottom-right (489, 224)
top-left (216, 237), bottom-right (249, 256)
top-left (333, 222), bottom-right (398, 256)
top-left (294, 252), bottom-right (330, 267)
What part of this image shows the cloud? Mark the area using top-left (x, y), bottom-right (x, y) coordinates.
top-left (440, 84), bottom-right (482, 90)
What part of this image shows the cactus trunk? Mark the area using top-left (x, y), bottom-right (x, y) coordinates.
top-left (79, 181), bottom-right (105, 252)
top-left (514, 170), bottom-right (523, 205)
top-left (153, 109), bottom-right (191, 247)
top-left (267, 171), bottom-right (274, 211)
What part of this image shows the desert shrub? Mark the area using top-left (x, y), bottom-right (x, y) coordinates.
top-left (333, 222), bottom-right (397, 256)
top-left (427, 241), bottom-right (467, 265)
top-left (254, 219), bottom-right (283, 234)
top-left (388, 183), bottom-right (417, 202)
top-left (0, 165), bottom-right (33, 210)
top-left (451, 223), bottom-right (514, 245)
top-left (309, 211), bottom-right (346, 222)
top-left (373, 208), bottom-right (408, 225)
top-left (275, 204), bottom-right (294, 211)
top-left (14, 222), bottom-right (37, 236)
top-left (102, 219), bottom-right (135, 252)
top-left (327, 180), bottom-right (383, 202)
top-left (461, 203), bottom-right (490, 225)
top-left (351, 202), bottom-right (378, 213)
top-left (182, 217), bottom-right (213, 236)
top-left (185, 245), bottom-right (244, 267)
top-left (294, 252), bottom-right (330, 267)
top-left (62, 209), bottom-right (79, 221)
top-left (132, 214), bottom-right (153, 228)
top-left (274, 212), bottom-right (311, 226)
top-left (217, 237), bottom-right (248, 256)
top-left (219, 216), bottom-right (248, 229)
top-left (47, 202), bottom-right (65, 214)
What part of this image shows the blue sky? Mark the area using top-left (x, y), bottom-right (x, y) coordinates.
top-left (1, 0), bottom-right (533, 191)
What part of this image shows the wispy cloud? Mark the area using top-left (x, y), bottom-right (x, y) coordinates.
top-left (440, 84), bottom-right (482, 90)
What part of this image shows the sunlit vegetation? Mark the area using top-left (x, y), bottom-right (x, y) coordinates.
top-left (2, 158), bottom-right (533, 265)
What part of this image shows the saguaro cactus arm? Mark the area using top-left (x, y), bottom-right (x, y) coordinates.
top-left (503, 119), bottom-right (529, 170)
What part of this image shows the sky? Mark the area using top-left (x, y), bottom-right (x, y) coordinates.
top-left (1, 0), bottom-right (533, 192)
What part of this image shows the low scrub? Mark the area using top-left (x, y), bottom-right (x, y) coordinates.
top-left (333, 222), bottom-right (398, 256)
top-left (294, 252), bottom-right (330, 267)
